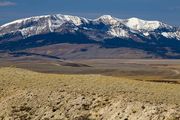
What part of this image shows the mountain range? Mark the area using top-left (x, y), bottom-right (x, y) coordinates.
top-left (0, 14), bottom-right (180, 59)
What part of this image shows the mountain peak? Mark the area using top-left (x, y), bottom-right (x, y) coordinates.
top-left (96, 15), bottom-right (119, 25)
top-left (124, 17), bottom-right (161, 31)
top-left (53, 14), bottom-right (87, 26)
top-left (98, 15), bottom-right (114, 19)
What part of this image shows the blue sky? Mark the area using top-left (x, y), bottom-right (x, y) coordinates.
top-left (0, 0), bottom-right (180, 26)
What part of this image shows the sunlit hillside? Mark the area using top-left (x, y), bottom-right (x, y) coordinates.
top-left (0, 67), bottom-right (179, 120)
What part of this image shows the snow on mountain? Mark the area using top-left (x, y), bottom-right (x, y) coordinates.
top-left (124, 17), bottom-right (175, 33)
top-left (95, 16), bottom-right (179, 39)
top-left (107, 27), bottom-right (129, 38)
top-left (0, 14), bottom-right (180, 40)
top-left (143, 32), bottom-right (150, 36)
top-left (0, 14), bottom-right (88, 37)
top-left (162, 31), bottom-right (180, 40)
top-left (124, 17), bottom-right (161, 31)
top-left (95, 15), bottom-right (120, 25)
top-left (1, 14), bottom-right (85, 28)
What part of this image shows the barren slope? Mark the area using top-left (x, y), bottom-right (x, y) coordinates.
top-left (0, 67), bottom-right (179, 120)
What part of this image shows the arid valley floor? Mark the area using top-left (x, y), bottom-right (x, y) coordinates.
top-left (0, 57), bottom-right (180, 120)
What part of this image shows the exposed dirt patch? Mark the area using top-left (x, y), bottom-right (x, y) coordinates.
top-left (135, 79), bottom-right (180, 84)
top-left (147, 80), bottom-right (180, 84)
top-left (61, 62), bottom-right (91, 67)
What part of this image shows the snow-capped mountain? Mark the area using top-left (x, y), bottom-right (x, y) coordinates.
top-left (0, 14), bottom-right (88, 38)
top-left (0, 14), bottom-right (180, 59)
top-left (0, 14), bottom-right (179, 40)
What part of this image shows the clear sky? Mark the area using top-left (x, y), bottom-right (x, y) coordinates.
top-left (0, 0), bottom-right (180, 26)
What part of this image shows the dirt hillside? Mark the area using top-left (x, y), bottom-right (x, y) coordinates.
top-left (0, 67), bottom-right (179, 120)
